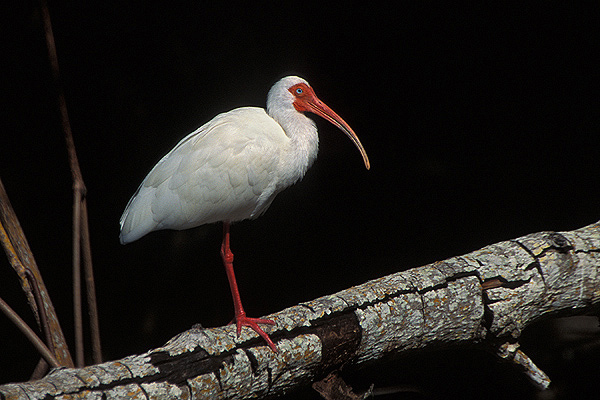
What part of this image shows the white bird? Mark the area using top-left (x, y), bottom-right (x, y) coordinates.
top-left (120, 76), bottom-right (370, 351)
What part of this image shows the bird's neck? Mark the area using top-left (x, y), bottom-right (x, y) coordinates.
top-left (271, 109), bottom-right (320, 183)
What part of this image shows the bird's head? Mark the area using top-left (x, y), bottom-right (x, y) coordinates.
top-left (268, 76), bottom-right (370, 170)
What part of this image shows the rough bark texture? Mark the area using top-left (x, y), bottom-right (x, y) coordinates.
top-left (2, 221), bottom-right (599, 399)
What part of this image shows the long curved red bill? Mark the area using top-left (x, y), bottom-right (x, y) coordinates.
top-left (291, 83), bottom-right (370, 170)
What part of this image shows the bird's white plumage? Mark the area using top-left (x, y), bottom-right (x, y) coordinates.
top-left (120, 76), bottom-right (320, 244)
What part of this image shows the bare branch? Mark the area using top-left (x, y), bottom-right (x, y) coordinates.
top-left (81, 201), bottom-right (102, 364)
top-left (1, 221), bottom-right (599, 399)
top-left (496, 342), bottom-right (551, 389)
top-left (0, 178), bottom-right (73, 367)
top-left (71, 190), bottom-right (84, 367)
top-left (0, 297), bottom-right (60, 369)
top-left (39, 0), bottom-right (102, 365)
top-left (0, 182), bottom-right (40, 323)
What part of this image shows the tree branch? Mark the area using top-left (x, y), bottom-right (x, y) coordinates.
top-left (0, 297), bottom-right (60, 369)
top-left (1, 221), bottom-right (599, 399)
top-left (0, 178), bottom-right (73, 368)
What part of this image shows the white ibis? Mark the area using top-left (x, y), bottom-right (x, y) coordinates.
top-left (120, 76), bottom-right (370, 351)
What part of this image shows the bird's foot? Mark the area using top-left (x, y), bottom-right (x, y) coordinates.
top-left (230, 314), bottom-right (277, 352)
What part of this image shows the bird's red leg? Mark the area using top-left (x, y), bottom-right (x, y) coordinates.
top-left (220, 222), bottom-right (277, 351)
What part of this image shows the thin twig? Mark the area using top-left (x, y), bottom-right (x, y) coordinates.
top-left (39, 0), bottom-right (85, 368)
top-left (72, 191), bottom-right (84, 367)
top-left (0, 296), bottom-right (60, 369)
top-left (81, 201), bottom-right (102, 363)
top-left (39, 0), bottom-right (102, 366)
top-left (0, 178), bottom-right (73, 367)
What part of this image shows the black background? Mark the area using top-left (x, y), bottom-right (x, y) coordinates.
top-left (2, 2), bottom-right (600, 398)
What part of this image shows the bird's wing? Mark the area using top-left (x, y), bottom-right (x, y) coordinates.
top-left (119, 107), bottom-right (288, 244)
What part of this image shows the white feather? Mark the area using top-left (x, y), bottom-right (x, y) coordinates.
top-left (120, 76), bottom-right (320, 244)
